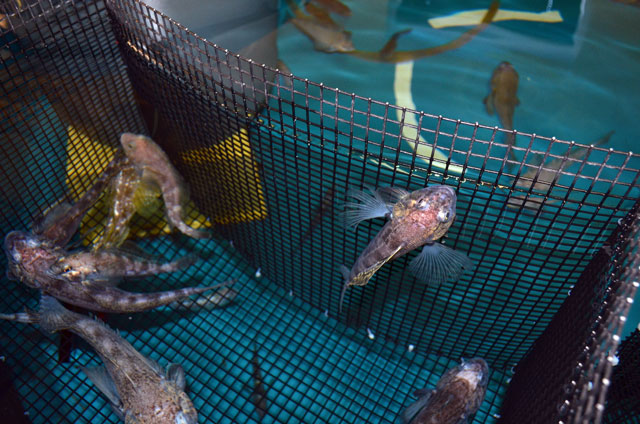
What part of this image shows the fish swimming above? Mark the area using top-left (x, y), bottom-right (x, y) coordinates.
top-left (285, 0), bottom-right (355, 53)
top-left (1, 295), bottom-right (198, 424)
top-left (484, 61), bottom-right (520, 162)
top-left (507, 130), bottom-right (614, 211)
top-left (119, 132), bottom-right (211, 240)
top-left (4, 231), bottom-right (231, 314)
top-left (340, 185), bottom-right (472, 312)
top-left (401, 358), bottom-right (489, 424)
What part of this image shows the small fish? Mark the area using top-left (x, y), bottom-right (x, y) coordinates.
top-left (251, 343), bottom-right (268, 421)
top-left (31, 157), bottom-right (121, 248)
top-left (401, 358), bottom-right (489, 424)
top-left (297, 183), bottom-right (336, 250)
top-left (4, 295), bottom-right (198, 424)
top-left (286, 0), bottom-right (355, 53)
top-left (311, 0), bottom-right (352, 16)
top-left (119, 133), bottom-right (210, 240)
top-left (4, 231), bottom-right (232, 314)
top-left (49, 247), bottom-right (197, 284)
top-left (340, 186), bottom-right (472, 312)
top-left (484, 61), bottom-right (520, 161)
top-left (507, 131), bottom-right (614, 211)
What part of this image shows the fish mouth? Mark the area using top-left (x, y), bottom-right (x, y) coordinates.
top-left (3, 231), bottom-right (28, 263)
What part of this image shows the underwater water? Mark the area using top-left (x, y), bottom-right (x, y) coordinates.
top-left (274, 0), bottom-right (640, 338)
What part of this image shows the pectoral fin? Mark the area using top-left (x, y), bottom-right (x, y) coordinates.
top-left (409, 243), bottom-right (473, 285)
top-left (343, 186), bottom-right (393, 230)
top-left (166, 363), bottom-right (186, 390)
top-left (401, 389), bottom-right (434, 424)
top-left (82, 366), bottom-right (122, 413)
top-left (483, 93), bottom-right (495, 115)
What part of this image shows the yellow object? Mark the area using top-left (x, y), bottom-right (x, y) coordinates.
top-left (64, 126), bottom-right (214, 245)
top-left (393, 61), bottom-right (464, 175)
top-left (181, 127), bottom-right (268, 225)
top-left (429, 9), bottom-right (563, 29)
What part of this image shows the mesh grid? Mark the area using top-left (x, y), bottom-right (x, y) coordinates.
top-left (1, 0), bottom-right (639, 423)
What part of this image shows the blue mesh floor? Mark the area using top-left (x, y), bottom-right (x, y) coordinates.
top-left (2, 234), bottom-right (508, 423)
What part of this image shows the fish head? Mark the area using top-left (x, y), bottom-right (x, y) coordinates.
top-left (455, 358), bottom-right (489, 390)
top-left (120, 133), bottom-right (160, 166)
top-left (3, 231), bottom-right (56, 285)
top-left (396, 185), bottom-right (457, 241)
top-left (332, 30), bottom-right (355, 52)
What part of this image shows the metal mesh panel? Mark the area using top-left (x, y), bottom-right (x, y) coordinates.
top-left (603, 329), bottom-right (640, 423)
top-left (0, 0), bottom-right (639, 423)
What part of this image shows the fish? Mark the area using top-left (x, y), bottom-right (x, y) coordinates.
top-left (4, 230), bottom-right (232, 314)
top-left (345, 1), bottom-right (498, 63)
top-left (401, 358), bottom-right (489, 424)
top-left (3, 295), bottom-right (198, 424)
top-left (251, 343), bottom-right (268, 421)
top-left (484, 61), bottom-right (520, 162)
top-left (119, 132), bottom-right (211, 240)
top-left (311, 0), bottom-right (352, 16)
top-left (286, 0), bottom-right (355, 53)
top-left (340, 185), bottom-right (472, 312)
top-left (507, 131), bottom-right (614, 211)
top-left (297, 183), bottom-right (336, 250)
top-left (49, 247), bottom-right (197, 284)
top-left (31, 157), bottom-right (122, 248)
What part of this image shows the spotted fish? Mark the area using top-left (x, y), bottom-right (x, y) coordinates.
top-left (401, 358), bottom-right (489, 424)
top-left (4, 231), bottom-right (230, 314)
top-left (340, 185), bottom-right (472, 312)
top-left (119, 133), bottom-right (210, 240)
top-left (2, 295), bottom-right (198, 424)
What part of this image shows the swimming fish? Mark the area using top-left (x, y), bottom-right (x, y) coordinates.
top-left (119, 132), bottom-right (210, 240)
top-left (401, 358), bottom-right (489, 424)
top-left (340, 185), bottom-right (472, 312)
top-left (4, 231), bottom-right (231, 314)
top-left (484, 61), bottom-right (520, 161)
top-left (297, 183), bottom-right (336, 250)
top-left (286, 0), bottom-right (355, 53)
top-left (251, 343), bottom-right (268, 421)
top-left (31, 157), bottom-right (121, 248)
top-left (311, 0), bottom-right (352, 16)
top-left (49, 247), bottom-right (197, 284)
top-left (3, 295), bottom-right (198, 424)
top-left (507, 131), bottom-right (614, 211)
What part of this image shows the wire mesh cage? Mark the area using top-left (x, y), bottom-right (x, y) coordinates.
top-left (0, 0), bottom-right (639, 423)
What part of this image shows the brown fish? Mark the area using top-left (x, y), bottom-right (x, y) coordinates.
top-left (3, 295), bottom-right (198, 424)
top-left (340, 186), bottom-right (472, 312)
top-left (49, 247), bottom-right (197, 284)
top-left (251, 343), bottom-right (268, 421)
top-left (4, 231), bottom-right (230, 314)
top-left (311, 0), bottom-right (352, 16)
top-left (286, 0), bottom-right (355, 53)
top-left (507, 131), bottom-right (614, 211)
top-left (484, 61), bottom-right (520, 161)
top-left (401, 358), bottom-right (489, 424)
top-left (297, 183), bottom-right (336, 250)
top-left (31, 157), bottom-right (121, 248)
top-left (119, 133), bottom-right (210, 240)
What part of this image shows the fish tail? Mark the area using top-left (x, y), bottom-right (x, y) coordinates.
top-left (37, 295), bottom-right (79, 333)
top-left (338, 265), bottom-right (350, 313)
top-left (165, 204), bottom-right (211, 239)
top-left (157, 254), bottom-right (198, 273)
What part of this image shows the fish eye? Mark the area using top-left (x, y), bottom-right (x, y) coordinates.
top-left (437, 210), bottom-right (451, 222)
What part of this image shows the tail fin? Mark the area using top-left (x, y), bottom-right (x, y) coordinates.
top-left (37, 296), bottom-right (78, 333)
top-left (338, 265), bottom-right (351, 313)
